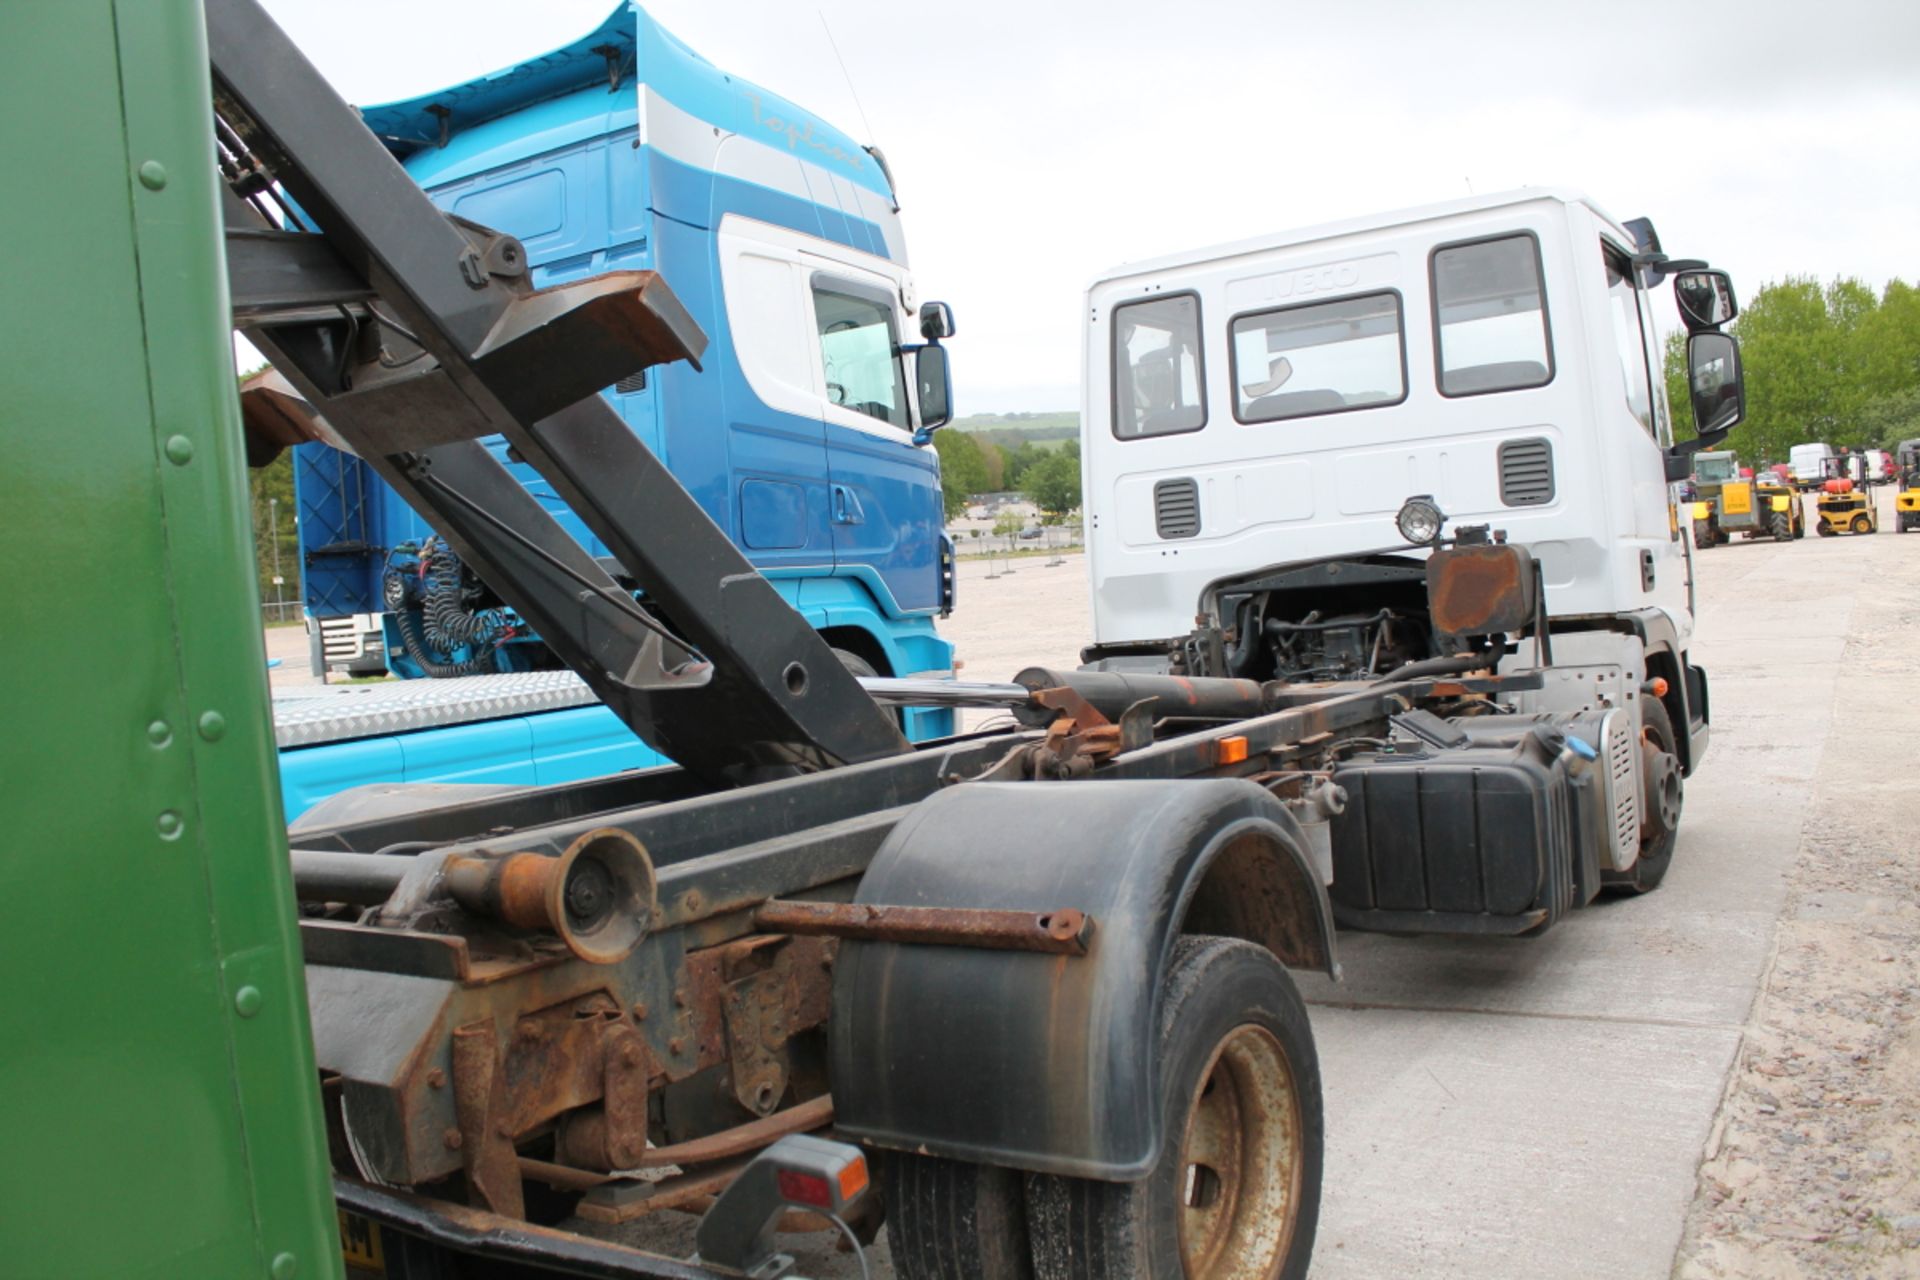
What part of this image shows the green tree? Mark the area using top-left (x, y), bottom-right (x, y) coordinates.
top-left (1023, 445), bottom-right (1082, 518)
top-left (235, 364), bottom-right (302, 614)
top-left (1859, 386), bottom-right (1920, 450)
top-left (932, 429), bottom-right (988, 519)
top-left (1662, 274), bottom-right (1920, 464)
top-left (1001, 440), bottom-right (1049, 491)
top-left (249, 451), bottom-right (297, 611)
top-left (977, 438), bottom-right (1006, 491)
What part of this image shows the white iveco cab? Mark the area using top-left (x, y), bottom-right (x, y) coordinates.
top-left (1081, 188), bottom-right (1746, 892)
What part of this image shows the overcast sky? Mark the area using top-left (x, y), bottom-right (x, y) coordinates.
top-left (259, 0), bottom-right (1920, 413)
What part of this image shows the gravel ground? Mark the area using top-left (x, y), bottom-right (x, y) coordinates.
top-left (1676, 501), bottom-right (1920, 1278)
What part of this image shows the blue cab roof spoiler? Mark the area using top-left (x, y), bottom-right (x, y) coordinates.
top-left (358, 7), bottom-right (643, 156)
top-left (356, 4), bottom-right (896, 206)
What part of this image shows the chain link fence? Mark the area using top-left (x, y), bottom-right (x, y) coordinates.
top-left (950, 521), bottom-right (1083, 559)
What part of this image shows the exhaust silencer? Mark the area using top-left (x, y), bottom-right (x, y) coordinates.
top-left (442, 828), bottom-right (657, 964)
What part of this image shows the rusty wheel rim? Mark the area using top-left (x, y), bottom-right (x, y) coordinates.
top-left (1175, 1023), bottom-right (1302, 1277)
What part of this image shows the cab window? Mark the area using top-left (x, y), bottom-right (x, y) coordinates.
top-left (1230, 292), bottom-right (1406, 422)
top-left (813, 281), bottom-right (907, 429)
top-left (1113, 293), bottom-right (1206, 439)
top-left (1604, 244), bottom-right (1655, 434)
top-left (1431, 233), bottom-right (1554, 396)
top-left (1696, 453), bottom-right (1736, 482)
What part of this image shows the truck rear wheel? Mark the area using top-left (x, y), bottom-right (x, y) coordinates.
top-left (1025, 937), bottom-right (1321, 1280)
top-left (1768, 511), bottom-right (1792, 542)
top-left (883, 1152), bottom-right (1033, 1280)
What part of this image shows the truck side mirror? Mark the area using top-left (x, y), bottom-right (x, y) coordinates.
top-left (919, 301), bottom-right (956, 341)
top-left (912, 343), bottom-right (953, 444)
top-left (1687, 331), bottom-right (1743, 436)
top-left (1673, 269), bottom-right (1737, 332)
top-left (1663, 331), bottom-right (1744, 480)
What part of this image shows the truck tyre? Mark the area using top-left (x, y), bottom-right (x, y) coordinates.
top-left (1025, 937), bottom-right (1321, 1280)
top-left (1692, 523), bottom-right (1713, 551)
top-left (883, 1153), bottom-right (1033, 1280)
top-left (1852, 514), bottom-right (1873, 535)
top-left (832, 646), bottom-right (916, 734)
top-left (1606, 697), bottom-right (1682, 895)
top-left (1817, 521), bottom-right (1836, 537)
top-left (831, 647), bottom-right (880, 680)
top-left (1768, 511), bottom-right (1792, 542)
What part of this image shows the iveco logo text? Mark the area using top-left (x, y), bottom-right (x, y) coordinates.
top-left (1276, 264), bottom-right (1361, 298)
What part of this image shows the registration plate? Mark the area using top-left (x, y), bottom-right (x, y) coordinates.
top-left (339, 1210), bottom-right (386, 1276)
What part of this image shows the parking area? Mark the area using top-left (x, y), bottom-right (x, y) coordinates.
top-left (268, 488), bottom-right (1917, 1276)
top-left (895, 485), bottom-right (1916, 1275)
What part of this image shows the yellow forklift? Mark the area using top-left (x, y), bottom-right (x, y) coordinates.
top-left (1815, 451), bottom-right (1878, 536)
top-left (1690, 450), bottom-right (1804, 547)
top-left (1895, 438), bottom-right (1920, 534)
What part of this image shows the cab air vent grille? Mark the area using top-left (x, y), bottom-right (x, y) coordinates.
top-left (615, 369), bottom-right (648, 395)
top-left (1499, 437), bottom-right (1555, 506)
top-left (1154, 478), bottom-right (1200, 539)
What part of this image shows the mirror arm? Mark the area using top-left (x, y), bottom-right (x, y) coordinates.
top-left (1634, 253), bottom-right (1710, 286)
top-left (1667, 431), bottom-right (1730, 462)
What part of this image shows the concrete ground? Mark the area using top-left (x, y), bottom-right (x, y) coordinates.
top-left (873, 485), bottom-right (1911, 1276)
top-left (283, 486), bottom-right (1915, 1276)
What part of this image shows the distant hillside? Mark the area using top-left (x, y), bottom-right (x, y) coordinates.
top-left (950, 411), bottom-right (1080, 448)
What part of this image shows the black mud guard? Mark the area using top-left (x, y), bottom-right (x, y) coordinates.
top-left (829, 778), bottom-right (1335, 1182)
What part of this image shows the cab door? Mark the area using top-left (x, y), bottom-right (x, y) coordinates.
top-left (806, 267), bottom-right (943, 615)
top-left (1601, 237), bottom-right (1690, 619)
top-left (714, 216), bottom-right (836, 575)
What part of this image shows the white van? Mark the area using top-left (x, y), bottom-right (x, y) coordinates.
top-left (1789, 442), bottom-right (1835, 488)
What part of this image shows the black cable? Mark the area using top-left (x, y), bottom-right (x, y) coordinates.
top-left (333, 302), bottom-right (361, 391)
top-left (366, 302), bottom-right (426, 349)
top-left (369, 303), bottom-right (431, 369)
top-left (1371, 653), bottom-right (1488, 684)
top-left (370, 840), bottom-right (441, 858)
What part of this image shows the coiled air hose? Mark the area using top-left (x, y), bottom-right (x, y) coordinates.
top-left (383, 538), bottom-right (508, 677)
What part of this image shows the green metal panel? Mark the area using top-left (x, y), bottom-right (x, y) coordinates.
top-left (0, 3), bottom-right (342, 1277)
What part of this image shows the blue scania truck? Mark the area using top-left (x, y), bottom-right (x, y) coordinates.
top-left (275, 4), bottom-right (958, 816)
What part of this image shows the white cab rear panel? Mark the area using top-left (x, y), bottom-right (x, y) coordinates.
top-left (1083, 189), bottom-right (1691, 647)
